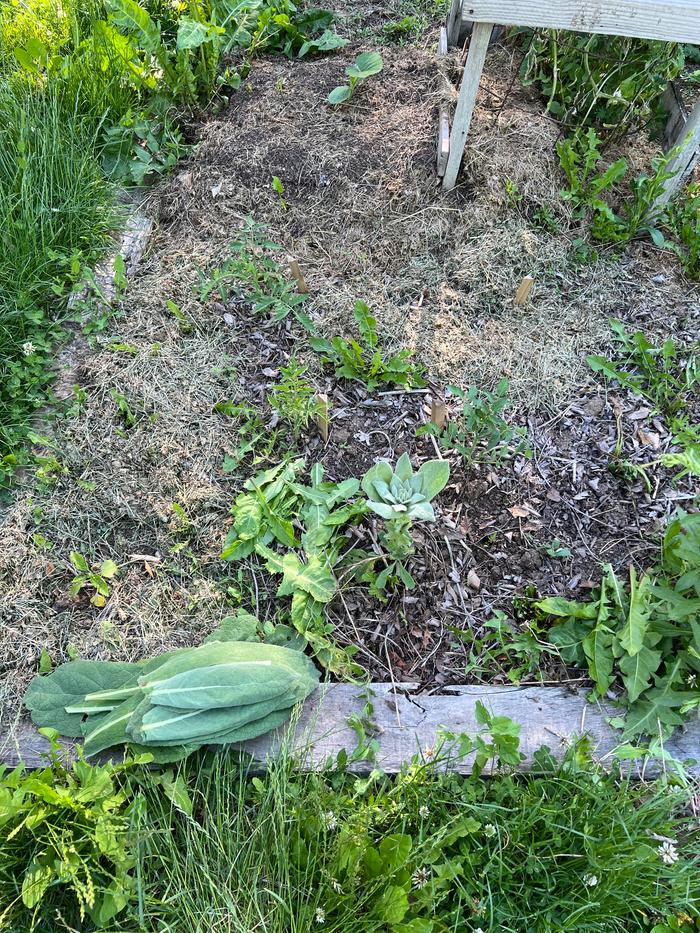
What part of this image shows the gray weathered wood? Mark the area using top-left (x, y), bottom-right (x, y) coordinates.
top-left (443, 21), bottom-right (493, 190)
top-left (437, 109), bottom-right (450, 176)
top-left (661, 82), bottom-right (687, 151)
top-left (3, 684), bottom-right (699, 774)
top-left (438, 25), bottom-right (448, 56)
top-left (446, 0), bottom-right (463, 46)
top-left (654, 96), bottom-right (700, 209)
top-left (460, 0), bottom-right (700, 43)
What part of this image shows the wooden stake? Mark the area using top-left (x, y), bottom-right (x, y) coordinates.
top-left (315, 393), bottom-right (329, 443)
top-left (288, 258), bottom-right (309, 294)
top-left (437, 109), bottom-right (450, 177)
top-left (430, 393), bottom-right (447, 429)
top-left (442, 21), bottom-right (493, 191)
top-left (446, 0), bottom-right (461, 46)
top-left (514, 275), bottom-right (534, 306)
top-left (438, 25), bottom-right (448, 56)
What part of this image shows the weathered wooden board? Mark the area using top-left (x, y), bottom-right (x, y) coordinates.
top-left (460, 0), bottom-right (700, 43)
top-left (443, 20), bottom-right (493, 190)
top-left (655, 96), bottom-right (700, 207)
top-left (3, 684), bottom-right (699, 774)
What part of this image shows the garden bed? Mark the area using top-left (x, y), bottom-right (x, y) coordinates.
top-left (1, 2), bottom-right (699, 748)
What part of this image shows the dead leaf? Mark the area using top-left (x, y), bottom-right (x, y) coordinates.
top-left (546, 488), bottom-right (561, 502)
top-left (466, 569), bottom-right (481, 591)
top-left (508, 505), bottom-right (529, 518)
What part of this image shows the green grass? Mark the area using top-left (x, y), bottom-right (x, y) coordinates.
top-left (121, 742), bottom-right (700, 932)
top-left (0, 77), bottom-right (118, 479)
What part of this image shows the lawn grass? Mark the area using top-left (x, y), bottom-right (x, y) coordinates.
top-left (0, 0), bottom-right (128, 483)
top-left (122, 743), bottom-right (700, 932)
top-left (0, 79), bottom-right (118, 471)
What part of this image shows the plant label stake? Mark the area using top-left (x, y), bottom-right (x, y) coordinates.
top-left (288, 258), bottom-right (309, 294)
top-left (431, 393), bottom-right (447, 429)
top-left (315, 393), bottom-right (330, 443)
top-left (514, 275), bottom-right (534, 306)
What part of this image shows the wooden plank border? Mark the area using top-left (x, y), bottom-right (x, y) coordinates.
top-left (3, 684), bottom-right (699, 774)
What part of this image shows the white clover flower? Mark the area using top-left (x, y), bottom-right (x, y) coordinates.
top-left (583, 873), bottom-right (598, 887)
top-left (323, 810), bottom-right (337, 831)
top-left (658, 841), bottom-right (679, 865)
top-left (315, 907), bottom-right (325, 924)
top-left (419, 805), bottom-right (430, 818)
top-left (474, 928), bottom-right (485, 933)
top-left (411, 866), bottom-right (430, 889)
top-left (22, 342), bottom-right (37, 356)
top-left (483, 823), bottom-right (497, 838)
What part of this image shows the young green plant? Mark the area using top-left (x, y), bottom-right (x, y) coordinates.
top-left (362, 453), bottom-right (450, 590)
top-left (328, 51), bottom-right (383, 105)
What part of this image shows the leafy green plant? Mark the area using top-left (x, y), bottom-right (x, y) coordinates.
top-left (538, 510), bottom-right (700, 740)
top-left (328, 50), bottom-right (383, 105)
top-left (557, 129), bottom-right (682, 244)
top-left (198, 218), bottom-right (309, 323)
top-left (462, 609), bottom-right (555, 685)
top-left (0, 731), bottom-right (142, 929)
top-left (382, 16), bottom-right (419, 42)
top-left (101, 106), bottom-right (186, 185)
top-left (362, 453), bottom-right (449, 590)
top-left (418, 378), bottom-right (529, 466)
top-left (310, 301), bottom-right (425, 390)
top-left (221, 460), bottom-right (366, 670)
top-left (225, 0), bottom-right (347, 60)
top-left (519, 29), bottom-right (685, 139)
top-left (663, 182), bottom-right (700, 279)
top-left (24, 615), bottom-right (318, 756)
top-left (271, 173), bottom-right (287, 210)
top-left (216, 400), bottom-right (278, 472)
top-left (69, 551), bottom-right (119, 608)
top-left (268, 357), bottom-right (321, 439)
top-left (587, 319), bottom-right (699, 416)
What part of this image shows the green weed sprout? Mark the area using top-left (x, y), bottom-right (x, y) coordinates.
top-left (328, 51), bottom-right (383, 105)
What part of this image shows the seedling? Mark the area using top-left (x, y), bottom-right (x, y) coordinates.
top-left (271, 175), bottom-right (287, 212)
top-left (166, 298), bottom-right (193, 334)
top-left (418, 379), bottom-right (529, 466)
top-left (544, 538), bottom-right (572, 559)
top-left (587, 320), bottom-right (699, 416)
top-left (69, 551), bottom-right (119, 608)
top-left (268, 358), bottom-right (321, 440)
top-left (362, 453), bottom-right (450, 590)
top-left (197, 219), bottom-right (309, 324)
top-left (309, 301), bottom-right (425, 390)
top-left (328, 51), bottom-right (383, 105)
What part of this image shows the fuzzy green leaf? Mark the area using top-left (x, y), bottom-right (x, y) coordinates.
top-left (416, 459), bottom-right (450, 500)
top-left (277, 553), bottom-right (336, 603)
top-left (24, 661), bottom-right (145, 736)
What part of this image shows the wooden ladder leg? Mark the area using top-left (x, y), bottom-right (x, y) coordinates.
top-left (442, 20), bottom-right (493, 191)
top-left (653, 96), bottom-right (700, 211)
top-left (446, 0), bottom-right (462, 46)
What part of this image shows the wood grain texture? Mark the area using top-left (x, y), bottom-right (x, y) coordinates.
top-left (460, 0), bottom-right (700, 43)
top-left (442, 21), bottom-right (493, 190)
top-left (3, 684), bottom-right (699, 774)
top-left (655, 96), bottom-right (700, 206)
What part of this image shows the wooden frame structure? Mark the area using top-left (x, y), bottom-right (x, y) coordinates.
top-left (3, 683), bottom-right (699, 773)
top-left (441, 0), bottom-right (700, 192)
